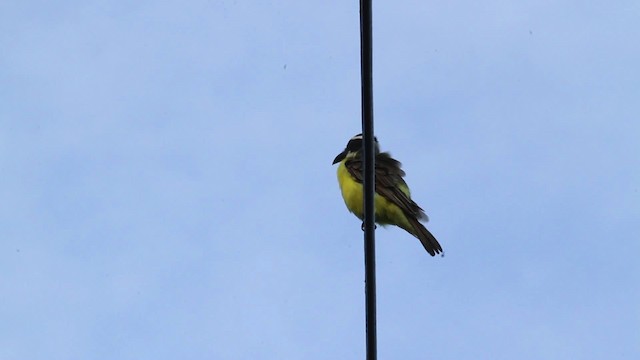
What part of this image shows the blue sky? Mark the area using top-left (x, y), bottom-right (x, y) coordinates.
top-left (1, 1), bottom-right (638, 359)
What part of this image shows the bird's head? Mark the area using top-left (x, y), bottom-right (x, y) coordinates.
top-left (332, 133), bottom-right (379, 164)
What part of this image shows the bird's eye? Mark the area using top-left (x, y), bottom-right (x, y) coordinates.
top-left (347, 139), bottom-right (362, 151)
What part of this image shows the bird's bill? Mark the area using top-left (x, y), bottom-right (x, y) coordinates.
top-left (332, 150), bottom-right (348, 164)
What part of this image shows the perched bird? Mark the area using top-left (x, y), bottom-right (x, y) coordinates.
top-left (332, 134), bottom-right (443, 256)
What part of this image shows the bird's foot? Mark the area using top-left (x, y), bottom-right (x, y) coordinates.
top-left (361, 222), bottom-right (377, 231)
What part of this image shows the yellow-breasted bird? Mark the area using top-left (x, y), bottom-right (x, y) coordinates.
top-left (332, 134), bottom-right (443, 256)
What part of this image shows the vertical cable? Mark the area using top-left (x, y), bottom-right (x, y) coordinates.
top-left (359, 0), bottom-right (376, 359)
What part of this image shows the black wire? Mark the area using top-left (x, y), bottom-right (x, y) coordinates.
top-left (359, 0), bottom-right (376, 359)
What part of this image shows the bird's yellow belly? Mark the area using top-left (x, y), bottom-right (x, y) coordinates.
top-left (336, 162), bottom-right (407, 226)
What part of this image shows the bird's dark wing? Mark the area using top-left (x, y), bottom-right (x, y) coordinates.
top-left (344, 152), bottom-right (427, 221)
top-left (345, 152), bottom-right (442, 256)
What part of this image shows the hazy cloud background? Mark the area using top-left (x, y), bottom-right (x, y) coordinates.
top-left (1, 1), bottom-right (638, 359)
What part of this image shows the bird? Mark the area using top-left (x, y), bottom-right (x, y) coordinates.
top-left (332, 134), bottom-right (443, 256)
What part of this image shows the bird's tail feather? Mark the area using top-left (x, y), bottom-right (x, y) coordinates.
top-left (407, 217), bottom-right (443, 256)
